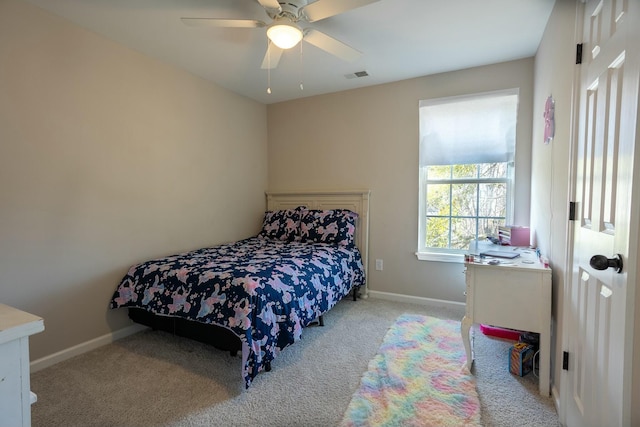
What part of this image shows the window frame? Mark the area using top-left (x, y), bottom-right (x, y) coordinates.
top-left (417, 163), bottom-right (514, 262)
top-left (416, 89), bottom-right (518, 263)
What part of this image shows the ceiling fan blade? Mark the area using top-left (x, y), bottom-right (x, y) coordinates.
top-left (256, 0), bottom-right (282, 12)
top-left (301, 0), bottom-right (380, 23)
top-left (181, 18), bottom-right (266, 28)
top-left (303, 29), bottom-right (362, 62)
top-left (261, 43), bottom-right (283, 69)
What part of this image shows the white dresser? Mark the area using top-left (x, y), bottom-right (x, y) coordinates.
top-left (0, 304), bottom-right (44, 427)
top-left (461, 241), bottom-right (552, 396)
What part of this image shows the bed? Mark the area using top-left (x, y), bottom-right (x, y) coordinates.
top-left (110, 190), bottom-right (370, 388)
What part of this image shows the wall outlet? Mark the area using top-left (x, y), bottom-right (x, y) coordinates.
top-left (375, 259), bottom-right (383, 271)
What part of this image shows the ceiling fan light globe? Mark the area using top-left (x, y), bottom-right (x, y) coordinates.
top-left (267, 22), bottom-right (303, 49)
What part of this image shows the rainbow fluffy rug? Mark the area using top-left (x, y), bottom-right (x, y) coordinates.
top-left (340, 314), bottom-right (481, 427)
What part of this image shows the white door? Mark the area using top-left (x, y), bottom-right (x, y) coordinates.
top-left (564, 0), bottom-right (639, 426)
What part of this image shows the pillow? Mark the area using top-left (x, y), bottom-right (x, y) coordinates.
top-left (298, 209), bottom-right (358, 247)
top-left (257, 207), bottom-right (304, 242)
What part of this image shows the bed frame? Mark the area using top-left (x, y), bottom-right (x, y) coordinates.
top-left (128, 190), bottom-right (371, 368)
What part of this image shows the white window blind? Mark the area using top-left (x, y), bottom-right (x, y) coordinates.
top-left (419, 90), bottom-right (518, 166)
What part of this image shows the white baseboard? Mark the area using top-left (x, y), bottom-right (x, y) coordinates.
top-left (368, 290), bottom-right (465, 310)
top-left (552, 385), bottom-right (563, 425)
top-left (30, 323), bottom-right (148, 373)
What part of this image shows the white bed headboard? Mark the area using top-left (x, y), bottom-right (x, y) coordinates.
top-left (266, 190), bottom-right (370, 297)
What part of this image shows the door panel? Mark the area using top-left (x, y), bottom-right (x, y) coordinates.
top-left (564, 0), bottom-right (638, 426)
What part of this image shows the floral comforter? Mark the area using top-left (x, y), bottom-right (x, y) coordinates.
top-left (110, 237), bottom-right (365, 388)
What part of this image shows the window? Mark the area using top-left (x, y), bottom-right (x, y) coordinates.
top-left (417, 90), bottom-right (519, 261)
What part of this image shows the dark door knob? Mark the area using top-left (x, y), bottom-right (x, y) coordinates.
top-left (589, 254), bottom-right (623, 273)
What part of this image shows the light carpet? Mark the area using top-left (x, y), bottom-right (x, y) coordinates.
top-left (30, 298), bottom-right (558, 426)
top-left (341, 314), bottom-right (481, 427)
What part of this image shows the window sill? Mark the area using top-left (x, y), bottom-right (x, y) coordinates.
top-left (415, 252), bottom-right (464, 263)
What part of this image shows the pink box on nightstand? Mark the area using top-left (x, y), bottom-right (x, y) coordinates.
top-left (498, 226), bottom-right (530, 246)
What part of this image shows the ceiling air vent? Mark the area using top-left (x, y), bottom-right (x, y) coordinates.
top-left (345, 71), bottom-right (369, 79)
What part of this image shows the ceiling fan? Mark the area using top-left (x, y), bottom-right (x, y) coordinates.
top-left (181, 0), bottom-right (380, 69)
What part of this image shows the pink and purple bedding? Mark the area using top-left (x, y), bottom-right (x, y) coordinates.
top-left (110, 236), bottom-right (365, 388)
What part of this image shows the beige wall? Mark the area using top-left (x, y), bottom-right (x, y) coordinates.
top-left (267, 58), bottom-right (534, 302)
top-left (0, 0), bottom-right (268, 360)
top-left (530, 0), bottom-right (578, 405)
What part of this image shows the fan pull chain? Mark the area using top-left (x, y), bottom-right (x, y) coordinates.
top-left (267, 40), bottom-right (272, 94)
top-left (299, 41), bottom-right (304, 91)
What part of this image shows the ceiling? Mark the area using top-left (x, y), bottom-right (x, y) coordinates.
top-left (24, 0), bottom-right (556, 105)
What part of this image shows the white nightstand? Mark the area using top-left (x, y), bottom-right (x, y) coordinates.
top-left (461, 241), bottom-right (552, 397)
top-left (0, 304), bottom-right (45, 427)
